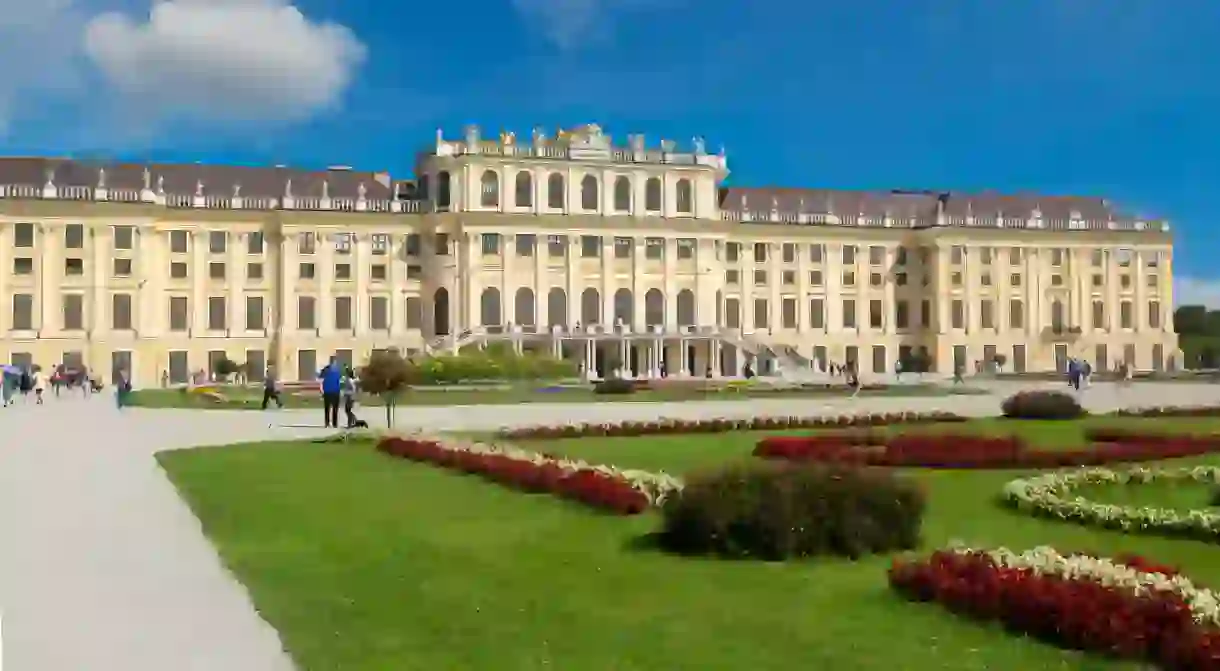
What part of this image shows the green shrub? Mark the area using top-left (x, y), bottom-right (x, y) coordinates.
top-left (593, 378), bottom-right (636, 395)
top-left (1211, 486), bottom-right (1220, 508)
top-left (409, 351), bottom-right (576, 385)
top-left (657, 462), bottom-right (925, 560)
top-left (1000, 390), bottom-right (1085, 420)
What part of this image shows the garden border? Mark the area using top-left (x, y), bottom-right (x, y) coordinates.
top-left (1002, 465), bottom-right (1220, 541)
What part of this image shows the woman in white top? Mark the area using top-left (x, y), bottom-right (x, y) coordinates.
top-left (31, 367), bottom-right (45, 404)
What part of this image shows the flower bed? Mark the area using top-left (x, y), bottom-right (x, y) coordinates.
top-left (889, 545), bottom-right (1220, 668)
top-left (1112, 405), bottom-right (1220, 418)
top-left (755, 430), bottom-right (1220, 469)
top-left (1002, 465), bottom-right (1220, 541)
top-left (376, 435), bottom-right (683, 515)
top-left (498, 411), bottom-right (967, 440)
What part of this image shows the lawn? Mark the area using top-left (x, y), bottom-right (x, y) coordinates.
top-left (156, 417), bottom-right (1220, 671)
top-left (130, 381), bottom-right (981, 410)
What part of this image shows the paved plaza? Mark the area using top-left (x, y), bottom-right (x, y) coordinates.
top-left (2, 381), bottom-right (1219, 670)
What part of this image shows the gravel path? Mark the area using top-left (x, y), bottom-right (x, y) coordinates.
top-left (1, 381), bottom-right (1218, 670)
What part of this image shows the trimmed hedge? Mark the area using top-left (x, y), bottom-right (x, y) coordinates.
top-left (410, 351), bottom-right (576, 384)
top-left (1001, 390), bottom-right (1084, 420)
top-left (593, 379), bottom-right (636, 395)
top-left (657, 462), bottom-right (925, 560)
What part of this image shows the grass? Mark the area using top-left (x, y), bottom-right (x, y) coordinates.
top-left (128, 381), bottom-right (982, 410)
top-left (156, 417), bottom-right (1220, 671)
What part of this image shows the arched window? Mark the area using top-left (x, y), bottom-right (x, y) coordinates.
top-left (433, 287), bottom-right (450, 335)
top-left (514, 287), bottom-right (535, 326)
top-left (613, 289), bottom-right (634, 326)
top-left (480, 287), bottom-right (502, 327)
top-left (613, 176), bottom-right (631, 212)
top-left (417, 175), bottom-right (430, 200)
top-left (580, 288), bottom-right (600, 325)
top-left (548, 288), bottom-right (568, 328)
top-left (676, 289), bottom-right (695, 326)
top-left (580, 175), bottom-right (599, 211)
top-left (547, 173), bottom-right (565, 209)
top-left (480, 170), bottom-right (499, 208)
top-left (514, 172), bottom-right (533, 208)
top-left (436, 171), bottom-right (452, 210)
top-left (644, 289), bottom-right (665, 327)
top-left (675, 178), bottom-right (693, 214)
top-left (644, 177), bottom-right (661, 211)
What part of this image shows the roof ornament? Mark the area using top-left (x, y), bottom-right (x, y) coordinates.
top-left (321, 180), bottom-right (329, 200)
top-left (284, 179), bottom-right (293, 198)
top-left (693, 136), bottom-right (706, 154)
top-left (233, 183), bottom-right (241, 198)
top-left (195, 179), bottom-right (204, 197)
top-left (44, 167), bottom-right (54, 188)
top-left (435, 127), bottom-right (444, 143)
top-left (771, 195), bottom-right (779, 211)
top-left (741, 193), bottom-right (749, 211)
top-left (798, 196), bottom-right (806, 213)
top-left (142, 167), bottom-right (151, 190)
top-left (156, 175), bottom-right (164, 194)
top-left (97, 167), bottom-right (106, 189)
top-left (357, 182), bottom-right (367, 200)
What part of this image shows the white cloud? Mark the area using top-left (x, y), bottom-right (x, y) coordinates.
top-left (82, 0), bottom-right (366, 124)
top-left (1175, 277), bottom-right (1220, 308)
top-left (511, 0), bottom-right (673, 50)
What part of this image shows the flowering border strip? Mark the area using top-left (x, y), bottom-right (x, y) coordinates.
top-left (1003, 466), bottom-right (1220, 541)
top-left (889, 545), bottom-right (1220, 667)
top-left (377, 435), bottom-right (683, 516)
top-left (497, 410), bottom-right (967, 440)
top-left (1111, 405), bottom-right (1220, 418)
top-left (756, 430), bottom-right (1220, 469)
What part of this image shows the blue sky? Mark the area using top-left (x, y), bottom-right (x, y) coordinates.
top-left (2, 0), bottom-right (1219, 304)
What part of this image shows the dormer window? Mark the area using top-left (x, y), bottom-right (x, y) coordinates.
top-left (580, 175), bottom-right (599, 211)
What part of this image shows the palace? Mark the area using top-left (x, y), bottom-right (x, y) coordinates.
top-left (0, 124), bottom-right (1178, 387)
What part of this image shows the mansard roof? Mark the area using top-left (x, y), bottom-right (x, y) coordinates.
top-left (0, 157), bottom-right (395, 200)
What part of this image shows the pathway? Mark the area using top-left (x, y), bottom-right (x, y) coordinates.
top-left (1, 381), bottom-right (1218, 670)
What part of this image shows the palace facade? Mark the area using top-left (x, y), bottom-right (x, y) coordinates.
top-left (0, 124), bottom-right (1178, 387)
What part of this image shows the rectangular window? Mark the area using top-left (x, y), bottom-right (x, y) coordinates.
top-left (614, 236), bottom-right (633, 259)
top-left (781, 270), bottom-right (795, 285)
top-left (481, 233), bottom-right (501, 255)
top-left (297, 232), bottom-right (315, 255)
top-left (170, 262), bottom-right (187, 279)
top-left (169, 297), bottom-right (188, 331)
top-left (753, 270), bottom-right (767, 286)
top-left (752, 298), bottom-right (769, 329)
top-left (406, 297), bottom-right (423, 329)
top-left (872, 345), bottom-right (887, 374)
top-left (1148, 301), bottom-right (1161, 328)
top-left (725, 269), bottom-right (739, 284)
top-left (370, 264), bottom-right (387, 281)
top-left (14, 222), bottom-right (35, 247)
top-left (245, 296), bottom-right (264, 331)
top-left (335, 296), bottom-right (353, 330)
top-left (114, 226), bottom-right (134, 250)
top-left (781, 243), bottom-right (796, 263)
top-left (207, 297), bottom-right (226, 331)
top-left (65, 258), bottom-right (84, 276)
top-left (951, 300), bottom-right (964, 329)
top-left (781, 297), bottom-right (797, 329)
top-left (404, 234), bottom-right (421, 256)
top-left (1092, 301), bottom-right (1105, 329)
top-left (548, 235), bottom-right (566, 258)
top-left (63, 294), bottom-right (84, 330)
top-left (809, 299), bottom-right (824, 329)
top-left (951, 246), bottom-right (964, 265)
top-left (724, 298), bottom-right (740, 328)
top-left (247, 262), bottom-right (263, 280)
top-left (516, 233), bottom-right (536, 257)
top-left (1051, 248), bottom-right (1064, 267)
top-left (112, 293), bottom-right (133, 330)
top-left (1120, 301), bottom-right (1133, 328)
top-left (581, 235), bottom-right (601, 258)
top-left (980, 300), bottom-right (994, 329)
top-left (869, 300), bottom-right (882, 329)
top-left (895, 300), bottom-right (909, 329)
top-left (371, 233), bottom-right (389, 256)
top-left (168, 351), bottom-right (189, 384)
top-left (808, 270), bottom-right (823, 286)
top-left (297, 350), bottom-right (317, 382)
top-left (208, 231), bottom-right (226, 254)
top-left (434, 233), bottom-right (450, 256)
top-left (13, 257), bottom-right (33, 275)
top-left (247, 232), bottom-right (265, 255)
top-left (65, 224), bottom-right (85, 249)
top-left (677, 238), bottom-right (696, 260)
top-left (370, 296), bottom-right (389, 329)
top-left (753, 242), bottom-right (767, 263)
top-left (869, 246), bottom-right (884, 265)
top-left (842, 245), bottom-right (856, 265)
top-left (297, 296), bottom-right (316, 330)
top-left (209, 262), bottom-right (226, 280)
top-left (808, 244), bottom-right (823, 263)
top-left (335, 263), bottom-right (352, 281)
top-left (726, 242), bottom-right (740, 263)
top-left (842, 299), bottom-right (856, 329)
top-left (298, 262), bottom-right (315, 280)
top-left (12, 293), bottom-right (34, 330)
top-left (645, 237), bottom-right (665, 260)
top-left (245, 350), bottom-right (266, 382)
top-left (113, 258), bottom-right (133, 277)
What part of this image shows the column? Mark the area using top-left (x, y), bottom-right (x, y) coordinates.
top-left (0, 222), bottom-right (8, 333)
top-left (89, 224), bottom-right (109, 348)
top-left (501, 233), bottom-right (514, 327)
top-left (464, 233), bottom-right (480, 333)
top-left (355, 233), bottom-right (371, 337)
top-left (1162, 248), bottom-right (1174, 332)
top-left (389, 234), bottom-right (405, 337)
top-left (318, 233), bottom-right (334, 337)
top-left (936, 246), bottom-right (950, 334)
top-left (631, 238), bottom-right (645, 330)
top-left (137, 226), bottom-right (162, 337)
top-left (1024, 249), bottom-right (1038, 335)
top-left (663, 237), bottom-right (677, 331)
top-left (883, 247), bottom-right (896, 335)
top-left (768, 242), bottom-right (781, 334)
top-left (1106, 249), bottom-right (1120, 332)
top-left (1134, 249), bottom-right (1147, 331)
top-left (825, 243), bottom-right (842, 333)
top-left (599, 237), bottom-right (613, 327)
top-left (964, 246), bottom-right (978, 333)
top-left (679, 337), bottom-right (689, 375)
top-left (228, 232), bottom-right (244, 335)
top-left (38, 222), bottom-right (62, 334)
top-left (279, 235), bottom-right (296, 350)
top-left (535, 238), bottom-right (548, 329)
top-left (190, 230), bottom-right (206, 335)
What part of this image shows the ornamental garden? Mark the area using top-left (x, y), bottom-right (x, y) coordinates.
top-left (157, 389), bottom-right (1220, 670)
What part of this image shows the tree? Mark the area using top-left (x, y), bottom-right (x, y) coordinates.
top-left (213, 358), bottom-right (240, 381)
top-left (358, 349), bottom-right (415, 427)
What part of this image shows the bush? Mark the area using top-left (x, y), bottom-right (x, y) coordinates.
top-left (1001, 390), bottom-right (1084, 420)
top-left (1212, 487), bottom-right (1220, 508)
top-left (657, 462), bottom-right (925, 560)
top-left (410, 350), bottom-right (576, 385)
top-left (593, 378), bottom-right (636, 395)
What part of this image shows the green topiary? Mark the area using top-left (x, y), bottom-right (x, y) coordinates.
top-left (1000, 390), bottom-right (1085, 420)
top-left (657, 462), bottom-right (925, 560)
top-left (593, 378), bottom-right (635, 395)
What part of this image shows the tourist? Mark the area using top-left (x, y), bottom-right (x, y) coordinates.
top-left (1081, 360), bottom-right (1093, 388)
top-left (318, 357), bottom-right (342, 429)
top-left (261, 365), bottom-right (283, 410)
top-left (341, 367), bottom-right (359, 428)
top-left (31, 366), bottom-right (46, 404)
top-left (1, 367), bottom-right (16, 406)
top-left (115, 369), bottom-right (131, 409)
top-left (1067, 359), bottom-right (1082, 391)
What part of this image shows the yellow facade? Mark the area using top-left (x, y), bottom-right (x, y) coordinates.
top-left (0, 126), bottom-right (1178, 386)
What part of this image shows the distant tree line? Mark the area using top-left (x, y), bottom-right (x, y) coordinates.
top-left (1175, 305), bottom-right (1220, 368)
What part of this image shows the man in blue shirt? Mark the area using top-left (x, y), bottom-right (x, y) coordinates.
top-left (318, 357), bottom-right (343, 428)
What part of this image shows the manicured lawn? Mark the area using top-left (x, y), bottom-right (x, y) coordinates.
top-left (158, 416), bottom-right (1220, 670)
top-left (130, 381), bottom-right (981, 410)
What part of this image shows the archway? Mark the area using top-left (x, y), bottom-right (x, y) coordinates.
top-left (644, 289), bottom-right (664, 328)
top-left (580, 288), bottom-right (600, 325)
top-left (676, 289), bottom-right (695, 326)
top-left (514, 287), bottom-right (535, 326)
top-left (548, 288), bottom-right (568, 328)
top-left (480, 287), bottom-right (502, 327)
top-left (433, 287), bottom-right (450, 335)
top-left (613, 288), bottom-right (633, 326)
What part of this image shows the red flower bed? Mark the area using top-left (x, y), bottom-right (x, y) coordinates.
top-left (377, 437), bottom-right (651, 515)
top-left (499, 411), bottom-right (966, 440)
top-left (1113, 405), bottom-right (1220, 418)
top-left (754, 430), bottom-right (1220, 469)
top-left (889, 550), bottom-right (1220, 669)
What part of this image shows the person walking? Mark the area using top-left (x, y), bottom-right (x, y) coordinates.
top-left (341, 366), bottom-right (358, 428)
top-left (31, 366), bottom-right (46, 404)
top-left (114, 369), bottom-right (132, 409)
top-left (318, 357), bottom-right (342, 429)
top-left (261, 365), bottom-right (283, 410)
